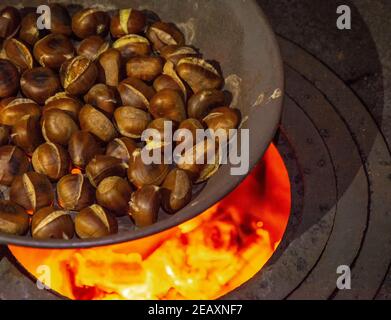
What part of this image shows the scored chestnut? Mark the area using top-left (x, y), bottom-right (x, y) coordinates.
top-left (128, 185), bottom-right (161, 227)
top-left (84, 84), bottom-right (118, 115)
top-left (31, 206), bottom-right (74, 240)
top-left (126, 56), bottom-right (163, 82)
top-left (0, 145), bottom-right (30, 186)
top-left (0, 59), bottom-right (19, 98)
top-left (72, 8), bottom-right (110, 39)
top-left (86, 155), bottom-right (128, 188)
top-left (160, 45), bottom-right (199, 65)
top-left (149, 89), bottom-right (186, 123)
top-left (49, 3), bottom-right (72, 36)
top-left (0, 97), bottom-right (40, 126)
top-left (20, 67), bottom-right (61, 104)
top-left (146, 21), bottom-right (185, 51)
top-left (187, 89), bottom-right (225, 121)
top-left (161, 61), bottom-right (187, 99)
top-left (106, 137), bottom-right (137, 163)
top-left (33, 33), bottom-right (75, 70)
top-left (77, 35), bottom-right (109, 61)
top-left (43, 92), bottom-right (82, 121)
top-left (112, 34), bottom-right (151, 60)
top-left (161, 168), bottom-right (192, 214)
top-left (0, 125), bottom-right (9, 146)
top-left (145, 118), bottom-right (176, 152)
top-left (10, 172), bottom-right (54, 212)
top-left (153, 74), bottom-right (183, 93)
top-left (0, 6), bottom-right (21, 39)
top-left (0, 200), bottom-right (29, 235)
top-left (97, 48), bottom-right (122, 87)
top-left (96, 176), bottom-right (133, 216)
top-left (19, 12), bottom-right (43, 45)
top-left (68, 131), bottom-right (104, 169)
top-left (202, 106), bottom-right (241, 137)
top-left (32, 142), bottom-right (70, 181)
top-left (57, 173), bottom-right (95, 211)
top-left (110, 9), bottom-right (146, 38)
top-left (114, 106), bottom-right (151, 139)
top-left (75, 204), bottom-right (118, 239)
top-left (118, 77), bottom-right (155, 110)
top-left (60, 55), bottom-right (98, 96)
top-left (79, 104), bottom-right (118, 143)
top-left (11, 115), bottom-right (43, 154)
top-left (3, 38), bottom-right (34, 71)
top-left (42, 109), bottom-right (79, 146)
top-left (176, 118), bottom-right (203, 149)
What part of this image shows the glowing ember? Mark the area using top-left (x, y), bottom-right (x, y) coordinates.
top-left (9, 144), bottom-right (291, 300)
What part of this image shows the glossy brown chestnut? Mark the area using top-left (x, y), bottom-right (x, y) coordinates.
top-left (42, 109), bottom-right (79, 146)
top-left (146, 21), bottom-right (185, 51)
top-left (32, 142), bottom-right (70, 181)
top-left (79, 104), bottom-right (118, 143)
top-left (96, 176), bottom-right (133, 216)
top-left (145, 118), bottom-right (176, 152)
top-left (160, 45), bottom-right (199, 65)
top-left (77, 35), bottom-right (109, 61)
top-left (118, 77), bottom-right (155, 110)
top-left (19, 12), bottom-right (42, 45)
top-left (20, 67), bottom-right (61, 104)
top-left (10, 172), bottom-right (54, 212)
top-left (153, 74), bottom-right (182, 93)
top-left (127, 149), bottom-right (169, 188)
top-left (126, 56), bottom-right (163, 82)
top-left (3, 38), bottom-right (34, 71)
top-left (161, 168), bottom-right (192, 214)
top-left (50, 3), bottom-right (72, 36)
top-left (60, 56), bottom-right (98, 96)
top-left (176, 57), bottom-right (223, 93)
top-left (68, 131), bottom-right (104, 170)
top-left (11, 115), bottom-right (43, 154)
top-left (0, 6), bottom-right (20, 39)
top-left (84, 84), bottom-right (118, 115)
top-left (0, 97), bottom-right (40, 126)
top-left (112, 34), bottom-right (151, 61)
top-left (31, 206), bottom-right (74, 240)
top-left (149, 89), bottom-right (186, 123)
top-left (187, 89), bottom-right (225, 121)
top-left (114, 106), bottom-right (151, 139)
top-left (0, 125), bottom-right (9, 146)
top-left (0, 145), bottom-right (29, 186)
top-left (43, 92), bottom-right (82, 121)
top-left (97, 48), bottom-right (122, 87)
top-left (71, 8), bottom-right (110, 39)
top-left (57, 173), bottom-right (95, 211)
top-left (105, 137), bottom-right (137, 163)
top-left (86, 155), bottom-right (128, 188)
top-left (161, 61), bottom-right (187, 99)
top-left (75, 204), bottom-right (118, 239)
top-left (110, 9), bottom-right (146, 38)
top-left (0, 200), bottom-right (29, 235)
top-left (128, 185), bottom-right (160, 227)
top-left (0, 59), bottom-right (19, 98)
top-left (33, 33), bottom-right (75, 70)
top-left (202, 106), bottom-right (241, 137)
top-left (176, 118), bottom-right (203, 149)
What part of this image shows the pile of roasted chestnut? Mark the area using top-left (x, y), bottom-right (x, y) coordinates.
top-left (0, 4), bottom-right (240, 240)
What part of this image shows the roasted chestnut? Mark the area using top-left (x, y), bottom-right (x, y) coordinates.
top-left (97, 48), bottom-right (122, 87)
top-left (128, 185), bottom-right (160, 227)
top-left (68, 131), bottom-right (104, 170)
top-left (110, 9), bottom-right (146, 38)
top-left (118, 77), bottom-right (155, 110)
top-left (146, 21), bottom-right (185, 51)
top-left (112, 34), bottom-right (151, 60)
top-left (153, 74), bottom-right (182, 93)
top-left (126, 56), bottom-right (163, 82)
top-left (106, 137), bottom-right (137, 163)
top-left (31, 206), bottom-right (74, 240)
top-left (0, 59), bottom-right (19, 98)
top-left (149, 89), bottom-right (186, 123)
top-left (160, 45), bottom-right (199, 65)
top-left (0, 145), bottom-right (29, 186)
top-left (187, 89), bottom-right (225, 121)
top-left (86, 155), bottom-right (128, 187)
top-left (0, 6), bottom-right (20, 39)
top-left (79, 104), bottom-right (118, 142)
top-left (50, 3), bottom-right (72, 36)
top-left (72, 8), bottom-right (110, 39)
top-left (162, 61), bottom-right (187, 99)
top-left (0, 97), bottom-right (40, 126)
top-left (10, 172), bottom-right (54, 211)
top-left (127, 149), bottom-right (169, 188)
top-left (161, 169), bottom-right (192, 214)
top-left (33, 33), bottom-right (75, 70)
top-left (77, 35), bottom-right (109, 61)
top-left (3, 38), bottom-right (33, 71)
top-left (19, 12), bottom-right (43, 45)
top-left (145, 118), bottom-right (176, 152)
top-left (114, 106), bottom-right (151, 139)
top-left (11, 115), bottom-right (43, 154)
top-left (43, 92), bottom-right (82, 121)
top-left (32, 142), bottom-right (70, 181)
top-left (0, 125), bottom-right (9, 145)
top-left (176, 118), bottom-right (203, 149)
top-left (42, 109), bottom-right (79, 146)
top-left (96, 176), bottom-right (133, 216)
top-left (0, 200), bottom-right (29, 235)
top-left (75, 204), bottom-right (118, 239)
top-left (84, 84), bottom-right (118, 115)
top-left (57, 173), bottom-right (95, 211)
top-left (202, 106), bottom-right (241, 137)
top-left (176, 57), bottom-right (223, 93)
top-left (60, 56), bottom-right (98, 96)
top-left (20, 67), bottom-right (61, 104)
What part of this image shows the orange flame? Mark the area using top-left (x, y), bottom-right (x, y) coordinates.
top-left (9, 144), bottom-right (291, 300)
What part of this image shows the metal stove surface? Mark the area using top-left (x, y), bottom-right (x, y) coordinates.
top-left (1, 0), bottom-right (391, 300)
